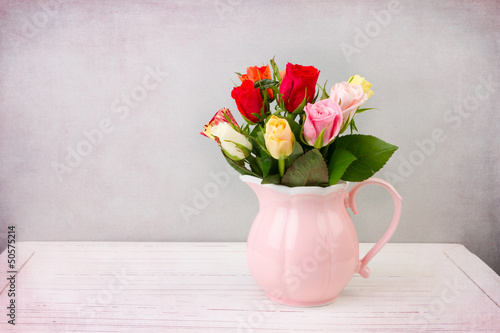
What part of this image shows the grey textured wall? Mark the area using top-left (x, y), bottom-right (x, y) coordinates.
top-left (0, 0), bottom-right (499, 273)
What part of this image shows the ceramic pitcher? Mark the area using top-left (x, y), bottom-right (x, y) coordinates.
top-left (240, 175), bottom-right (402, 306)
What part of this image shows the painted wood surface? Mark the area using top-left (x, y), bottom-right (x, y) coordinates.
top-left (0, 242), bottom-right (499, 332)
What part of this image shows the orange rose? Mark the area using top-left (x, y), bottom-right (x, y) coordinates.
top-left (239, 65), bottom-right (273, 99)
top-left (279, 70), bottom-right (286, 80)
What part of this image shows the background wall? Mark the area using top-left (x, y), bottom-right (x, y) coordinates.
top-left (0, 0), bottom-right (499, 273)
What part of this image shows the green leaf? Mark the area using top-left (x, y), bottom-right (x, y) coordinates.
top-left (312, 89), bottom-right (320, 104)
top-left (336, 134), bottom-right (398, 182)
top-left (241, 123), bottom-right (250, 134)
top-left (356, 107), bottom-right (375, 114)
top-left (254, 79), bottom-right (279, 90)
top-left (313, 127), bottom-right (327, 149)
top-left (262, 173), bottom-right (281, 185)
top-left (246, 155), bottom-right (263, 177)
top-left (339, 118), bottom-right (349, 134)
top-left (258, 88), bottom-right (269, 122)
top-left (278, 90), bottom-right (287, 111)
top-left (269, 85), bottom-right (281, 101)
top-left (285, 140), bottom-right (304, 168)
top-left (226, 140), bottom-right (252, 158)
top-left (349, 118), bottom-right (358, 134)
top-left (327, 148), bottom-right (357, 185)
top-left (318, 80), bottom-right (329, 100)
top-left (270, 57), bottom-right (281, 82)
top-left (223, 150), bottom-right (260, 177)
top-left (281, 148), bottom-right (329, 187)
top-left (290, 88), bottom-right (309, 114)
top-left (223, 113), bottom-right (235, 125)
top-left (241, 113), bottom-right (257, 125)
top-left (250, 125), bottom-right (268, 153)
top-left (285, 116), bottom-right (302, 140)
top-left (260, 153), bottom-right (278, 177)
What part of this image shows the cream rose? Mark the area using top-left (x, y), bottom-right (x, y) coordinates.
top-left (211, 122), bottom-right (252, 161)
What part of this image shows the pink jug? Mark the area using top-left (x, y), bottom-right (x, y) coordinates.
top-left (241, 175), bottom-right (402, 306)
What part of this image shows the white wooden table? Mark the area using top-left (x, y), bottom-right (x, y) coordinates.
top-left (1, 242), bottom-right (499, 332)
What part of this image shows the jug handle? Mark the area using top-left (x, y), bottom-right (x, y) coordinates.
top-left (345, 177), bottom-right (402, 279)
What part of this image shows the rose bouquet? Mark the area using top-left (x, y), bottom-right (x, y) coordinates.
top-left (201, 59), bottom-right (397, 187)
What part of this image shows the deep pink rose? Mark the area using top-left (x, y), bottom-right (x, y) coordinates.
top-left (303, 98), bottom-right (343, 147)
top-left (279, 63), bottom-right (320, 113)
top-left (330, 82), bottom-right (367, 128)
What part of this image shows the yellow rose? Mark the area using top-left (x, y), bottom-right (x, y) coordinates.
top-left (348, 75), bottom-right (374, 99)
top-left (264, 115), bottom-right (295, 159)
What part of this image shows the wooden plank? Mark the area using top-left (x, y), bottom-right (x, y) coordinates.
top-left (0, 242), bottom-right (498, 332)
top-left (444, 244), bottom-right (500, 307)
top-left (0, 242), bottom-right (36, 294)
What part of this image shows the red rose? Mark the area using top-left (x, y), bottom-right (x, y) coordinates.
top-left (231, 79), bottom-right (265, 123)
top-left (279, 63), bottom-right (320, 113)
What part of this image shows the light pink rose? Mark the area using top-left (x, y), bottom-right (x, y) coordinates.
top-left (303, 98), bottom-right (343, 147)
top-left (330, 82), bottom-right (367, 128)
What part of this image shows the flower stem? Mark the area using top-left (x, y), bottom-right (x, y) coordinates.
top-left (278, 158), bottom-right (285, 177)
